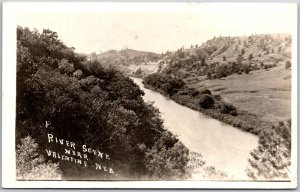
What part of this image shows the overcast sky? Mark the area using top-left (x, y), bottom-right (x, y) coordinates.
top-left (17, 3), bottom-right (296, 54)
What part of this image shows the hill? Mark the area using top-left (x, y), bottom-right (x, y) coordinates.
top-left (148, 33), bottom-right (292, 124)
top-left (160, 33), bottom-right (291, 79)
top-left (86, 48), bottom-right (162, 76)
top-left (88, 48), bottom-right (160, 66)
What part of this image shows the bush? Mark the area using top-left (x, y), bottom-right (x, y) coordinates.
top-left (199, 94), bottom-right (214, 109)
top-left (179, 91), bottom-right (188, 95)
top-left (190, 90), bottom-right (200, 97)
top-left (16, 136), bottom-right (62, 180)
top-left (207, 72), bottom-right (212, 79)
top-left (285, 61), bottom-right (291, 69)
top-left (244, 68), bottom-right (250, 74)
top-left (201, 89), bottom-right (212, 95)
top-left (220, 103), bottom-right (237, 116)
top-left (214, 94), bottom-right (222, 101)
top-left (229, 110), bottom-right (238, 116)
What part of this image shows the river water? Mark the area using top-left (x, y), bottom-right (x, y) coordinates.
top-left (131, 77), bottom-right (258, 180)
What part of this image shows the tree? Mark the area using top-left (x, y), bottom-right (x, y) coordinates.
top-left (241, 49), bottom-right (245, 55)
top-left (145, 133), bottom-right (189, 180)
top-left (135, 67), bottom-right (143, 76)
top-left (160, 83), bottom-right (172, 95)
top-left (220, 103), bottom-right (237, 116)
top-left (16, 26), bottom-right (190, 180)
top-left (16, 136), bottom-right (62, 180)
top-left (176, 48), bottom-right (185, 58)
top-left (199, 94), bottom-right (214, 109)
top-left (201, 89), bottom-right (212, 95)
top-left (201, 57), bottom-right (206, 67)
top-left (222, 56), bottom-right (226, 61)
top-left (189, 88), bottom-right (200, 97)
top-left (285, 61), bottom-right (291, 69)
top-left (248, 53), bottom-right (253, 61)
top-left (244, 67), bottom-right (250, 74)
top-left (247, 120), bottom-right (291, 180)
top-left (237, 54), bottom-right (244, 64)
top-left (207, 72), bottom-right (212, 79)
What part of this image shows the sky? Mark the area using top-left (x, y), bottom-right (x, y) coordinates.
top-left (17, 3), bottom-right (297, 54)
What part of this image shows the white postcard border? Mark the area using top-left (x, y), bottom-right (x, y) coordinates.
top-left (2, 2), bottom-right (298, 189)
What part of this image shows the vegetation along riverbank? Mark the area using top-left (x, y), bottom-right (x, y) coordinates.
top-left (142, 72), bottom-right (291, 180)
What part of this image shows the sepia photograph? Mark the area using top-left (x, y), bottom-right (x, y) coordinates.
top-left (2, 2), bottom-right (298, 189)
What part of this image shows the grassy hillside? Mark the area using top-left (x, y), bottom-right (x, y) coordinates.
top-left (161, 33), bottom-right (291, 79)
top-left (185, 64), bottom-right (291, 124)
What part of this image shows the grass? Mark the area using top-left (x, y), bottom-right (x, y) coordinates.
top-left (184, 64), bottom-right (291, 123)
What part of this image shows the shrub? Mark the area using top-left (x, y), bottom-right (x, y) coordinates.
top-left (248, 53), bottom-right (253, 61)
top-left (220, 103), bottom-right (237, 116)
top-left (229, 110), bottom-right (238, 116)
top-left (207, 72), bottom-right (212, 79)
top-left (214, 94), bottom-right (222, 101)
top-left (199, 94), bottom-right (214, 109)
top-left (16, 136), bottom-right (62, 180)
top-left (179, 91), bottom-right (188, 95)
top-left (285, 61), bottom-right (291, 69)
top-left (244, 68), bottom-right (250, 74)
top-left (191, 90), bottom-right (200, 97)
top-left (201, 89), bottom-right (212, 95)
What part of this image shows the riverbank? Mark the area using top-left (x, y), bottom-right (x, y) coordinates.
top-left (143, 83), bottom-right (272, 136)
top-left (132, 77), bottom-right (258, 180)
top-left (141, 76), bottom-right (292, 181)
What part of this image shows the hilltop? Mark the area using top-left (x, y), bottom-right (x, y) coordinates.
top-left (94, 49), bottom-right (160, 65)
top-left (86, 48), bottom-right (162, 76)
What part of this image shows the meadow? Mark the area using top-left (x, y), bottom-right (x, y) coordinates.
top-left (184, 63), bottom-right (291, 124)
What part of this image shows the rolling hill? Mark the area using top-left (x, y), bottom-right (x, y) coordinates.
top-left (86, 48), bottom-right (162, 76)
top-left (160, 33), bottom-right (291, 79)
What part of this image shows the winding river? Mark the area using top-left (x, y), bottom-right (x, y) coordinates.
top-left (132, 77), bottom-right (258, 180)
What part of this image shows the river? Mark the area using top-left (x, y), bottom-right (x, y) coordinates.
top-left (131, 77), bottom-right (258, 180)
